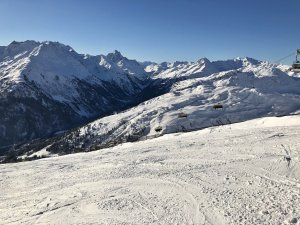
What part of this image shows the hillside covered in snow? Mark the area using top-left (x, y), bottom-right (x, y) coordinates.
top-left (0, 41), bottom-right (149, 151)
top-left (13, 55), bottom-right (300, 158)
top-left (1, 40), bottom-right (300, 158)
top-left (2, 115), bottom-right (300, 224)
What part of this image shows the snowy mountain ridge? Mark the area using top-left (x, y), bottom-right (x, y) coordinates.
top-left (0, 41), bottom-right (274, 152)
top-left (0, 41), bottom-right (147, 96)
top-left (0, 40), bottom-right (152, 149)
top-left (69, 61), bottom-right (299, 152)
top-left (3, 41), bottom-right (298, 158)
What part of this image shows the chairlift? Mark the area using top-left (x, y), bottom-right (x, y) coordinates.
top-left (291, 49), bottom-right (300, 72)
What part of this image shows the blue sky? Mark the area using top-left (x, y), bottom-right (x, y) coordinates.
top-left (0, 0), bottom-right (299, 63)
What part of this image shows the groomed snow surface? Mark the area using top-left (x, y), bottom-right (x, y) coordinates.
top-left (1, 115), bottom-right (300, 225)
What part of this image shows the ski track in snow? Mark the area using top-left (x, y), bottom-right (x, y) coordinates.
top-left (1, 116), bottom-right (300, 225)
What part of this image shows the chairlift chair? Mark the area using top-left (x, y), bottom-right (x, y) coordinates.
top-left (291, 49), bottom-right (300, 72)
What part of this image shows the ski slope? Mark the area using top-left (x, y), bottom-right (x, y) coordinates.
top-left (1, 115), bottom-right (300, 225)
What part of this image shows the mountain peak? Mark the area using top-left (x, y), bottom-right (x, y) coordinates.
top-left (172, 61), bottom-right (189, 67)
top-left (243, 57), bottom-right (260, 65)
top-left (9, 40), bottom-right (40, 46)
top-left (113, 49), bottom-right (122, 55)
top-left (40, 41), bottom-right (75, 53)
top-left (197, 57), bottom-right (211, 64)
top-left (234, 57), bottom-right (260, 65)
top-left (2, 40), bottom-right (40, 59)
top-left (107, 50), bottom-right (125, 62)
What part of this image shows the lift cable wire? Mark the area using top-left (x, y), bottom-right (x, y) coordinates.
top-left (274, 52), bottom-right (295, 64)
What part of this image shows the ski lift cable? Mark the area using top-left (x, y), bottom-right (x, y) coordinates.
top-left (274, 52), bottom-right (295, 64)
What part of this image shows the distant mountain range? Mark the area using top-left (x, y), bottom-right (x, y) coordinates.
top-left (1, 40), bottom-right (300, 159)
top-left (0, 40), bottom-right (150, 152)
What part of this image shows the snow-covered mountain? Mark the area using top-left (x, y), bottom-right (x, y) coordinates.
top-left (0, 41), bottom-right (150, 150)
top-left (8, 49), bottom-right (300, 158)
